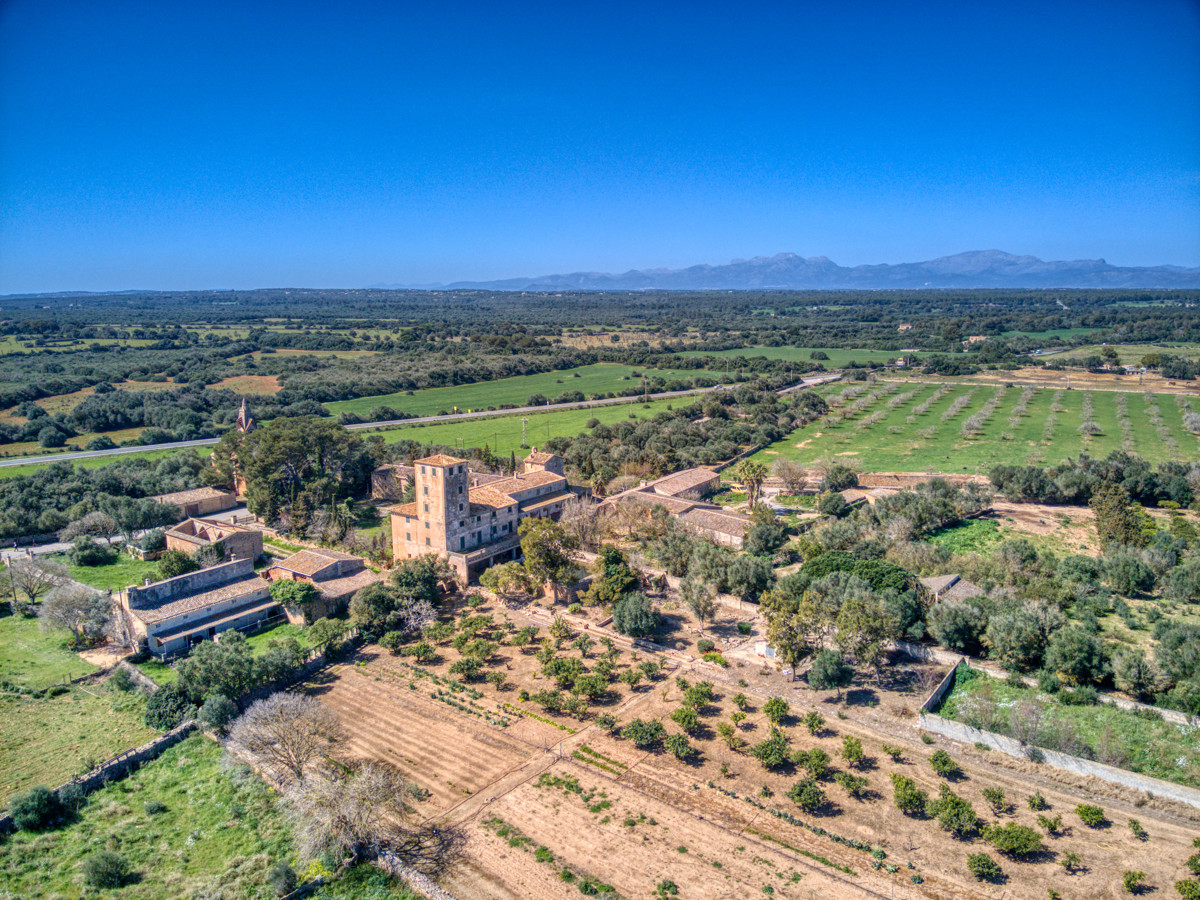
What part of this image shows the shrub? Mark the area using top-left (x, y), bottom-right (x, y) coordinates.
top-left (982, 823), bottom-right (1043, 858)
top-left (841, 735), bottom-right (864, 767)
top-left (107, 666), bottom-right (134, 693)
top-left (612, 592), bottom-right (659, 637)
top-left (198, 694), bottom-right (239, 732)
top-left (927, 784), bottom-right (979, 838)
top-left (929, 749), bottom-right (957, 778)
top-left (833, 771), bottom-right (870, 799)
top-left (1176, 880), bottom-right (1200, 900)
top-left (697, 638), bottom-right (715, 653)
top-left (670, 706), bottom-right (700, 734)
top-left (82, 851), bottom-right (131, 888)
top-left (143, 800), bottom-right (167, 815)
top-left (737, 621), bottom-right (753, 635)
top-left (594, 714), bottom-right (619, 733)
top-left (880, 743), bottom-right (904, 762)
top-left (890, 773), bottom-right (927, 815)
top-left (1076, 803), bottom-right (1107, 828)
top-left (69, 536), bottom-right (117, 567)
top-left (981, 787), bottom-right (1007, 814)
top-left (8, 786), bottom-right (61, 831)
top-left (269, 860), bottom-right (298, 896)
top-left (1128, 818), bottom-right (1147, 840)
top-left (665, 733), bottom-right (696, 761)
top-left (144, 683), bottom-right (197, 730)
top-left (57, 782), bottom-right (86, 813)
top-left (966, 852), bottom-right (1002, 882)
top-left (792, 748), bottom-right (831, 780)
top-left (802, 711), bottom-right (824, 735)
top-left (1122, 870), bottom-right (1147, 894)
top-left (1026, 791), bottom-right (1047, 811)
top-left (622, 719), bottom-right (666, 750)
top-left (702, 651), bottom-right (729, 667)
top-left (449, 657), bottom-right (483, 681)
top-left (750, 727), bottom-right (790, 769)
top-left (787, 777), bottom-right (825, 813)
top-left (762, 697), bottom-right (789, 724)
top-left (1188, 852), bottom-right (1200, 876)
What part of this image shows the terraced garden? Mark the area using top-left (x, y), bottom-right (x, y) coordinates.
top-left (754, 380), bottom-right (1200, 473)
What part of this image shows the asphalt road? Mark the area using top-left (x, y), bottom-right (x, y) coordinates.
top-left (0, 374), bottom-right (841, 470)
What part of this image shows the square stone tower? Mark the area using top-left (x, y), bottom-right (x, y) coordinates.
top-left (414, 454), bottom-right (469, 552)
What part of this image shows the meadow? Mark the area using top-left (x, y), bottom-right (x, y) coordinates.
top-left (56, 554), bottom-right (164, 593)
top-left (0, 612), bottom-right (96, 690)
top-left (0, 733), bottom-right (422, 899)
top-left (325, 362), bottom-right (729, 418)
top-left (753, 379), bottom-right (1199, 473)
top-left (372, 396), bottom-right (679, 456)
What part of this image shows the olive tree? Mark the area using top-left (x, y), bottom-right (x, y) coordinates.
top-left (39, 584), bottom-right (112, 647)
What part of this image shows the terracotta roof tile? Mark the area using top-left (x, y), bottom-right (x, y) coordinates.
top-left (469, 486), bottom-right (517, 509)
top-left (390, 502), bottom-right (420, 518)
top-left (415, 453), bottom-right (466, 467)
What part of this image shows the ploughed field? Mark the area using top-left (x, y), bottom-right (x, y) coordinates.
top-left (302, 594), bottom-right (1200, 899)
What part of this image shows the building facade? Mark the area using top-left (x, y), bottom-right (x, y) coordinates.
top-left (265, 547), bottom-right (380, 622)
top-left (389, 449), bottom-right (573, 581)
top-left (152, 487), bottom-right (237, 521)
top-left (164, 517), bottom-right (263, 562)
top-left (116, 558), bottom-right (277, 657)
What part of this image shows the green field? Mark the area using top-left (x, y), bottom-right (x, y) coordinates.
top-left (0, 684), bottom-right (156, 801)
top-left (752, 381), bottom-right (1199, 474)
top-left (56, 554), bottom-right (164, 593)
top-left (680, 345), bottom-right (902, 367)
top-left (1050, 343), bottom-right (1200, 365)
top-left (373, 396), bottom-right (679, 456)
top-left (0, 613), bottom-right (96, 690)
top-left (938, 670), bottom-right (1200, 789)
top-left (0, 445), bottom-right (212, 480)
top-left (0, 732), bottom-right (423, 899)
top-left (325, 362), bottom-right (727, 418)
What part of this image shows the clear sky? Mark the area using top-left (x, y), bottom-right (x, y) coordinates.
top-left (1, 0), bottom-right (1198, 292)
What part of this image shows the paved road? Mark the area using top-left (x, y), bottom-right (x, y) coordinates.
top-left (0, 374), bottom-right (841, 470)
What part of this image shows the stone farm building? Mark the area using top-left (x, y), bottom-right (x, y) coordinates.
top-left (605, 467), bottom-right (751, 549)
top-left (264, 547), bottom-right (380, 622)
top-left (919, 574), bottom-right (983, 603)
top-left (389, 449), bottom-right (573, 581)
top-left (164, 518), bottom-right (263, 562)
top-left (116, 558), bottom-right (277, 657)
top-left (152, 486), bottom-right (236, 520)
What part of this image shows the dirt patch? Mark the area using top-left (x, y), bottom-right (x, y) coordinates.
top-left (211, 374), bottom-right (282, 395)
top-left (889, 367), bottom-right (1200, 396)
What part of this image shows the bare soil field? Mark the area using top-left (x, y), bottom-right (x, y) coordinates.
top-left (210, 373), bottom-right (282, 394)
top-left (303, 592), bottom-right (1200, 899)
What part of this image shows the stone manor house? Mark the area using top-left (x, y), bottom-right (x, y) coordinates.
top-left (389, 449), bottom-right (573, 581)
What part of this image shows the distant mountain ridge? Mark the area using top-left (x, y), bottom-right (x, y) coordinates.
top-left (379, 250), bottom-right (1200, 291)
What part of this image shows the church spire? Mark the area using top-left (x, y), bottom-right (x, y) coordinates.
top-left (236, 397), bottom-right (255, 433)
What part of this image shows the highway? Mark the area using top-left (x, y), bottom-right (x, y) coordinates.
top-left (0, 373), bottom-right (841, 470)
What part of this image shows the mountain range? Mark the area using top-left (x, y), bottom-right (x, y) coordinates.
top-left (378, 250), bottom-right (1200, 291)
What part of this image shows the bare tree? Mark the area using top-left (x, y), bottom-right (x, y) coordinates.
top-left (4, 556), bottom-right (69, 607)
top-left (680, 577), bottom-right (717, 630)
top-left (286, 762), bottom-right (419, 863)
top-left (39, 584), bottom-right (112, 647)
top-left (58, 511), bottom-right (118, 544)
top-left (771, 458), bottom-right (809, 494)
top-left (227, 693), bottom-right (344, 782)
top-left (559, 496), bottom-right (604, 552)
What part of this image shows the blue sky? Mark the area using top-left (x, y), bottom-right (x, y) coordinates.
top-left (1, 0), bottom-right (1197, 292)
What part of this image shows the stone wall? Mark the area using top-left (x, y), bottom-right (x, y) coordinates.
top-left (123, 557), bottom-right (255, 609)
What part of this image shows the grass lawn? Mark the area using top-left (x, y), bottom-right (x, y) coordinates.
top-left (0, 684), bottom-right (156, 802)
top-left (938, 670), bottom-right (1200, 789)
top-left (132, 657), bottom-right (178, 686)
top-left (325, 362), bottom-right (729, 419)
top-left (680, 345), bottom-right (903, 367)
top-left (373, 396), bottom-right (679, 457)
top-left (0, 612), bottom-right (96, 689)
top-left (55, 554), bottom-right (164, 593)
top-left (752, 382), bottom-right (1193, 474)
